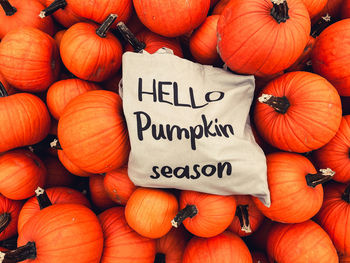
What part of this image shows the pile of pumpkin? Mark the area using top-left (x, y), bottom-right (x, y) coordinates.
top-left (0, 0), bottom-right (350, 262)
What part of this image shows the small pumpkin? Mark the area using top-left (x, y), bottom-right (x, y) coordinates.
top-left (98, 206), bottom-right (156, 263)
top-left (53, 29), bottom-right (66, 48)
top-left (89, 175), bottom-right (115, 212)
top-left (0, 195), bottom-right (23, 241)
top-left (172, 190), bottom-right (236, 238)
top-left (125, 188), bottom-right (178, 239)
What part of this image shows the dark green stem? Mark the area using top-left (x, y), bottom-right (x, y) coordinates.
top-left (258, 94), bottom-right (290, 114)
top-left (0, 213), bottom-right (11, 234)
top-left (305, 168), bottom-right (334, 188)
top-left (270, 0), bottom-right (289, 23)
top-left (39, 0), bottom-right (66, 18)
top-left (117, 21), bottom-right (146, 53)
top-left (0, 0), bottom-right (16, 16)
top-left (0, 82), bottom-right (8, 97)
top-left (342, 184), bottom-right (350, 203)
top-left (311, 14), bottom-right (332, 38)
top-left (35, 187), bottom-right (52, 210)
top-left (154, 253), bottom-right (166, 263)
top-left (171, 205), bottom-right (198, 228)
top-left (1, 242), bottom-right (36, 263)
top-left (236, 205), bottom-right (252, 233)
top-left (96, 14), bottom-right (118, 38)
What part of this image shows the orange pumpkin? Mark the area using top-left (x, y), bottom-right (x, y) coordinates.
top-left (0, 195), bottom-right (23, 241)
top-left (53, 29), bottom-right (66, 48)
top-left (217, 0), bottom-right (310, 77)
top-left (211, 0), bottom-right (230, 15)
top-left (254, 71), bottom-right (342, 153)
top-left (0, 27), bottom-right (60, 92)
top-left (98, 206), bottom-right (156, 263)
top-left (89, 175), bottom-right (115, 212)
top-left (301, 0), bottom-right (327, 18)
top-left (253, 152), bottom-right (333, 223)
top-left (0, 149), bottom-right (46, 200)
top-left (125, 188), bottom-right (178, 239)
top-left (57, 149), bottom-right (93, 177)
top-left (172, 190), bottom-right (236, 238)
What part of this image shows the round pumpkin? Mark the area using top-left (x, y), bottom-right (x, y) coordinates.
top-left (312, 19), bottom-right (350, 96)
top-left (0, 27), bottom-right (60, 92)
top-left (98, 206), bottom-right (156, 263)
top-left (172, 190), bottom-right (236, 238)
top-left (254, 71), bottom-right (342, 153)
top-left (0, 195), bottom-right (22, 241)
top-left (60, 15), bottom-right (123, 82)
top-left (89, 175), bottom-right (115, 212)
top-left (252, 152), bottom-right (332, 223)
top-left (183, 231), bottom-right (252, 263)
top-left (58, 90), bottom-right (130, 173)
top-left (53, 30), bottom-right (66, 48)
top-left (125, 188), bottom-right (178, 239)
top-left (267, 220), bottom-right (338, 263)
top-left (301, 0), bottom-right (327, 18)
top-left (217, 0), bottom-right (310, 77)
top-left (57, 149), bottom-right (93, 177)
top-left (0, 149), bottom-right (46, 200)
top-left (133, 0), bottom-right (210, 37)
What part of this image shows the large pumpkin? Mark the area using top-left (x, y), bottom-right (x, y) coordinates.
top-left (254, 71), bottom-right (342, 153)
top-left (217, 0), bottom-right (310, 77)
top-left (0, 27), bottom-right (60, 92)
top-left (98, 206), bottom-right (156, 263)
top-left (58, 90), bottom-right (130, 174)
top-left (312, 19), bottom-right (350, 96)
top-left (133, 0), bottom-right (210, 37)
top-left (253, 152), bottom-right (333, 223)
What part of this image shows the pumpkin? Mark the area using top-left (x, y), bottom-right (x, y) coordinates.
top-left (155, 226), bottom-right (190, 263)
top-left (314, 182), bottom-right (350, 258)
top-left (17, 186), bottom-right (90, 233)
top-left (301, 0), bottom-right (327, 19)
top-left (313, 116), bottom-right (350, 183)
top-left (211, 0), bottom-right (230, 15)
top-left (2, 204), bottom-right (104, 262)
top-left (0, 27), bottom-right (60, 92)
top-left (217, 0), bottom-right (310, 77)
top-left (133, 0), bottom-right (210, 37)
top-left (42, 156), bottom-right (76, 188)
top-left (57, 148), bottom-right (93, 177)
top-left (98, 206), bottom-right (156, 263)
top-left (58, 90), bottom-right (130, 173)
top-left (189, 15), bottom-right (220, 65)
top-left (89, 175), bottom-right (115, 211)
top-left (0, 149), bottom-right (46, 200)
top-left (46, 78), bottom-right (100, 120)
top-left (254, 71), bottom-right (342, 153)
top-left (53, 29), bottom-right (66, 48)
top-left (267, 220), bottom-right (338, 263)
top-left (0, 195), bottom-right (22, 241)
top-left (172, 190), bottom-right (236, 238)
top-left (60, 15), bottom-right (123, 82)
top-left (183, 231), bottom-right (252, 263)
top-left (125, 188), bottom-right (178, 239)
top-left (228, 195), bottom-right (264, 237)
top-left (0, 0), bottom-right (54, 39)
top-left (312, 0), bottom-right (344, 23)
top-left (312, 19), bottom-right (350, 96)
top-left (0, 84), bottom-right (51, 153)
top-left (253, 152), bottom-right (333, 223)
top-left (103, 166), bottom-right (137, 205)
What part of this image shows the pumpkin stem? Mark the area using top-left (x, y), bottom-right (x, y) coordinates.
top-left (236, 205), bottom-right (252, 234)
top-left (0, 0), bottom-right (16, 16)
top-left (0, 242), bottom-right (36, 263)
top-left (35, 187), bottom-right (52, 209)
top-left (117, 21), bottom-right (146, 53)
top-left (342, 184), bottom-right (350, 203)
top-left (258, 94), bottom-right (290, 114)
top-left (39, 0), bottom-right (66, 18)
top-left (311, 14), bottom-right (332, 38)
top-left (171, 205), bottom-right (198, 228)
top-left (0, 214), bottom-right (11, 234)
top-left (96, 14), bottom-right (118, 38)
top-left (49, 137), bottom-right (62, 150)
top-left (305, 168), bottom-right (335, 188)
top-left (0, 82), bottom-right (8, 97)
top-left (270, 0), bottom-right (289, 23)
top-left (154, 253), bottom-right (166, 263)
top-left (29, 134), bottom-right (60, 155)
top-left (0, 236), bottom-right (17, 251)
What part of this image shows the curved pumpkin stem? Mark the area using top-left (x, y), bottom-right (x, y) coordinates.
top-left (35, 187), bottom-right (52, 209)
top-left (117, 21), bottom-right (146, 53)
top-left (258, 94), bottom-right (290, 114)
top-left (39, 0), bottom-right (67, 18)
top-left (171, 205), bottom-right (198, 228)
top-left (305, 168), bottom-right (335, 188)
top-left (311, 14), bottom-right (332, 38)
top-left (0, 82), bottom-right (8, 97)
top-left (0, 214), bottom-right (11, 234)
top-left (342, 184), bottom-right (350, 203)
top-left (236, 205), bottom-right (252, 234)
top-left (96, 14), bottom-right (118, 38)
top-left (0, 242), bottom-right (36, 263)
top-left (154, 253), bottom-right (166, 263)
top-left (0, 0), bottom-right (16, 16)
top-left (270, 0), bottom-right (289, 23)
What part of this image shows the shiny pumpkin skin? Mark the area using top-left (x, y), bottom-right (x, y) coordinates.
top-left (98, 206), bottom-right (156, 263)
top-left (217, 0), bottom-right (310, 77)
top-left (0, 27), bottom-right (60, 92)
